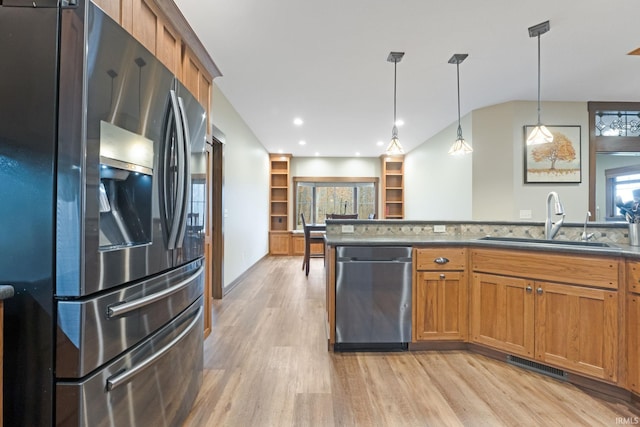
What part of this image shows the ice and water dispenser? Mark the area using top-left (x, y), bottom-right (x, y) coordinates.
top-left (98, 120), bottom-right (153, 250)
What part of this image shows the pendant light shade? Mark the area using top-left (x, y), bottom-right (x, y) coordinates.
top-left (448, 53), bottom-right (472, 155)
top-left (386, 52), bottom-right (405, 156)
top-left (527, 20), bottom-right (553, 145)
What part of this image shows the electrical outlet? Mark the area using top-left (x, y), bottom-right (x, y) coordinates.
top-left (341, 225), bottom-right (354, 233)
top-left (519, 209), bottom-right (532, 219)
top-left (433, 225), bottom-right (446, 233)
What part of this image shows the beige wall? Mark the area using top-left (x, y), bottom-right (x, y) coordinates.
top-left (405, 114), bottom-right (473, 220)
top-left (407, 100), bottom-right (589, 223)
top-left (211, 84), bottom-right (270, 290)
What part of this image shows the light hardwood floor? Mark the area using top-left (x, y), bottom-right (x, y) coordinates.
top-left (183, 256), bottom-right (640, 427)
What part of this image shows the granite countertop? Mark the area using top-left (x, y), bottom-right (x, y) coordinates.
top-left (0, 285), bottom-right (14, 300)
top-left (325, 234), bottom-right (640, 258)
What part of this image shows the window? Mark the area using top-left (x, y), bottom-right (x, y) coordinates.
top-left (293, 177), bottom-right (378, 229)
top-left (605, 165), bottom-right (640, 219)
top-left (189, 177), bottom-right (206, 229)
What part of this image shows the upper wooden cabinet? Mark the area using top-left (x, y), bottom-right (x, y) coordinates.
top-left (182, 46), bottom-right (212, 136)
top-left (131, 0), bottom-right (182, 76)
top-left (92, 0), bottom-right (217, 137)
top-left (93, 0), bottom-right (132, 29)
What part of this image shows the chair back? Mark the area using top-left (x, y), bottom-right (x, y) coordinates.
top-left (327, 214), bottom-right (358, 219)
top-left (301, 213), bottom-right (310, 239)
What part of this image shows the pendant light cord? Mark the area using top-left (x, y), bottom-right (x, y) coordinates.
top-left (456, 62), bottom-right (461, 128)
top-left (537, 33), bottom-right (541, 124)
top-left (393, 60), bottom-right (397, 124)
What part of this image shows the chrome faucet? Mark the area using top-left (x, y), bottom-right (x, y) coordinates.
top-left (545, 191), bottom-right (565, 240)
top-left (581, 211), bottom-right (595, 241)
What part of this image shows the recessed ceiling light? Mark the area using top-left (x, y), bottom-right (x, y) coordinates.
top-left (278, 149), bottom-right (283, 154)
top-left (355, 152), bottom-right (361, 156)
top-left (293, 117), bottom-right (304, 126)
top-left (314, 152), bottom-right (319, 156)
top-left (376, 141), bottom-right (384, 146)
top-left (299, 140), bottom-right (306, 145)
top-left (395, 119), bottom-right (404, 127)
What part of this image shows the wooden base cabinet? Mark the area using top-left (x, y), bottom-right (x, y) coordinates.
top-left (269, 232), bottom-right (290, 255)
top-left (414, 248), bottom-right (467, 342)
top-left (535, 281), bottom-right (617, 382)
top-left (471, 272), bottom-right (618, 382)
top-left (628, 293), bottom-right (640, 392)
top-left (471, 273), bottom-right (535, 358)
top-left (415, 271), bottom-right (467, 341)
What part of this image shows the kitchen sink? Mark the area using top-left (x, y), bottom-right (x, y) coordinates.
top-left (478, 236), bottom-right (612, 248)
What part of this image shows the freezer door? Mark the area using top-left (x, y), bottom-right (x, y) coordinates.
top-left (56, 296), bottom-right (204, 427)
top-left (56, 259), bottom-right (204, 378)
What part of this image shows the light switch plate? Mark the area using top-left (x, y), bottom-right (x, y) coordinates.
top-left (341, 225), bottom-right (354, 233)
top-left (433, 225), bottom-right (446, 233)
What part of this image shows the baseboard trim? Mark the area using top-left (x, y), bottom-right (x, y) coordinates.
top-left (223, 254), bottom-right (269, 296)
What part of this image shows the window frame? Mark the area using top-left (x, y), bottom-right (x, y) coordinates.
top-left (604, 164), bottom-right (640, 220)
top-left (293, 176), bottom-right (379, 229)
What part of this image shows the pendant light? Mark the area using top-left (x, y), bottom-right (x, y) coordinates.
top-left (526, 20), bottom-right (553, 145)
top-left (448, 53), bottom-right (472, 155)
top-left (386, 52), bottom-right (405, 156)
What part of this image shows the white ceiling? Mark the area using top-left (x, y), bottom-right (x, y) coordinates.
top-left (174, 0), bottom-right (640, 157)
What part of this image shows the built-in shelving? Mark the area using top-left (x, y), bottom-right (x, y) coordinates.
top-left (381, 155), bottom-right (404, 219)
top-left (269, 154), bottom-right (291, 254)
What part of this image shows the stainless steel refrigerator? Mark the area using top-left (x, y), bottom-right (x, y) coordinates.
top-left (0, 1), bottom-right (207, 425)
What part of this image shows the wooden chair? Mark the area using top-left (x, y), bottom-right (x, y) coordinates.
top-left (326, 214), bottom-right (358, 219)
top-left (301, 213), bottom-right (325, 276)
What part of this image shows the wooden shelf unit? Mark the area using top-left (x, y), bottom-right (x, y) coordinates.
top-left (381, 155), bottom-right (404, 219)
top-left (269, 154), bottom-right (291, 254)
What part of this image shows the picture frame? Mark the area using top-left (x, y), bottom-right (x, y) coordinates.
top-left (523, 125), bottom-right (581, 183)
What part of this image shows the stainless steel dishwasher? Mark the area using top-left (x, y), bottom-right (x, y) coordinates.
top-left (335, 246), bottom-right (412, 351)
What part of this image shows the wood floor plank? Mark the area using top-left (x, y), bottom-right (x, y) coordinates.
top-left (183, 256), bottom-right (640, 427)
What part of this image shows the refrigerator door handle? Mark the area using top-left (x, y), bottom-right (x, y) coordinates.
top-left (105, 306), bottom-right (203, 391)
top-left (167, 89), bottom-right (186, 250)
top-left (106, 266), bottom-right (203, 318)
top-left (175, 96), bottom-right (191, 249)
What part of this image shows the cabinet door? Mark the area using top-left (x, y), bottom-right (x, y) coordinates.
top-left (628, 293), bottom-right (640, 392)
top-left (291, 235), bottom-right (305, 256)
top-left (471, 273), bottom-right (535, 357)
top-left (131, 0), bottom-right (159, 54)
top-left (415, 271), bottom-right (467, 341)
top-left (269, 232), bottom-right (290, 255)
top-left (535, 282), bottom-right (617, 382)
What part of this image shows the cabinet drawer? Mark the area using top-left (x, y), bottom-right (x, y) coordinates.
top-left (628, 260), bottom-right (640, 294)
top-left (415, 247), bottom-right (466, 271)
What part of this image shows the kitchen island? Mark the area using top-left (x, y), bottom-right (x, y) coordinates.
top-left (324, 219), bottom-right (640, 406)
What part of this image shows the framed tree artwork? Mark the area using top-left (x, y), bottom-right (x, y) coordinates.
top-left (523, 125), bottom-right (581, 183)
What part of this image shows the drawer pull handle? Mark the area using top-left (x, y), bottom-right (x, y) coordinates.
top-left (440, 274), bottom-right (446, 279)
top-left (526, 286), bottom-right (532, 293)
top-left (434, 257), bottom-right (449, 265)
top-left (536, 287), bottom-right (543, 295)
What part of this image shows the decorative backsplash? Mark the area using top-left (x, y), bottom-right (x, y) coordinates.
top-left (325, 220), bottom-right (630, 245)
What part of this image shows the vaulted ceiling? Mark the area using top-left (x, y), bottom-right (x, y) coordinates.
top-left (174, 0), bottom-right (640, 157)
